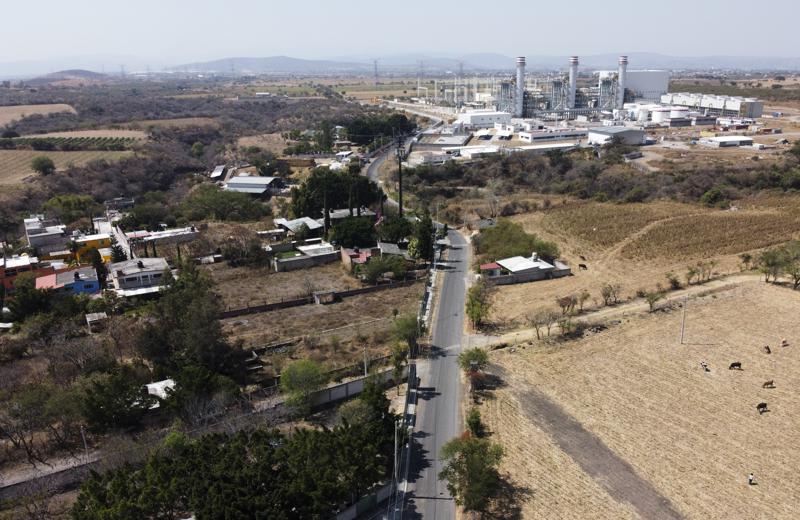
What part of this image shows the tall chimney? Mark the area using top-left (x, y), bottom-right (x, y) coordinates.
top-left (515, 57), bottom-right (526, 118)
top-left (617, 55), bottom-right (628, 109)
top-left (568, 56), bottom-right (579, 109)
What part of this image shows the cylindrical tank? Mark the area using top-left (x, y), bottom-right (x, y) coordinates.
top-left (651, 108), bottom-right (670, 123)
top-left (637, 107), bottom-right (650, 123)
top-left (670, 107), bottom-right (689, 119)
top-left (515, 57), bottom-right (526, 118)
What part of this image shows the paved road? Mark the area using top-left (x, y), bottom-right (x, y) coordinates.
top-left (402, 229), bottom-right (469, 519)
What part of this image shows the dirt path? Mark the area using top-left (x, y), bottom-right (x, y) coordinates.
top-left (495, 365), bottom-right (684, 519)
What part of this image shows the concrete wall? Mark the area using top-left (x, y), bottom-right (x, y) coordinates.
top-left (273, 251), bottom-right (339, 272)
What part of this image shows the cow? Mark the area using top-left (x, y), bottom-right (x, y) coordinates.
top-left (578, 263), bottom-right (588, 270)
top-left (757, 402), bottom-right (769, 414)
top-left (763, 380), bottom-right (775, 389)
top-left (764, 345), bottom-right (771, 354)
top-left (781, 338), bottom-right (790, 347)
top-left (579, 255), bottom-right (587, 261)
top-left (729, 362), bottom-right (742, 370)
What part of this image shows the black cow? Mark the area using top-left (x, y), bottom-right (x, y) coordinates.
top-left (729, 362), bottom-right (742, 370)
top-left (757, 402), bottom-right (769, 414)
top-left (578, 263), bottom-right (588, 270)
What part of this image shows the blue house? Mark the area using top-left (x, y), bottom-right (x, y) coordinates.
top-left (36, 266), bottom-right (100, 295)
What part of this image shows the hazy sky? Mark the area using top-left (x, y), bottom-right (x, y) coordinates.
top-left (3, 0), bottom-right (799, 64)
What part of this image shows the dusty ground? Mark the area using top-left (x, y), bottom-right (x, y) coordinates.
top-left (488, 196), bottom-right (800, 329)
top-left (206, 262), bottom-right (359, 311)
top-left (0, 149), bottom-right (133, 185)
top-left (222, 282), bottom-right (423, 370)
top-left (236, 132), bottom-right (288, 154)
top-left (481, 280), bottom-right (800, 519)
top-left (0, 103), bottom-right (75, 127)
top-left (123, 117), bottom-right (219, 129)
top-left (21, 129), bottom-right (147, 139)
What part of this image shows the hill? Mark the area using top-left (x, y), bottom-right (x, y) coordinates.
top-left (27, 69), bottom-right (111, 86)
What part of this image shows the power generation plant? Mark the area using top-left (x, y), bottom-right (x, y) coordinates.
top-left (495, 55), bottom-right (669, 120)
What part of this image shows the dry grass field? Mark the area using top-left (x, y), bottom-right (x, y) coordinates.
top-left (482, 280), bottom-right (800, 519)
top-left (206, 262), bottom-right (360, 311)
top-left (236, 133), bottom-right (287, 154)
top-left (124, 117), bottom-right (219, 129)
top-left (0, 149), bottom-right (133, 185)
top-left (222, 282), bottom-right (423, 370)
top-left (0, 103), bottom-right (75, 127)
top-left (487, 196), bottom-right (800, 327)
top-left (22, 129), bottom-right (147, 139)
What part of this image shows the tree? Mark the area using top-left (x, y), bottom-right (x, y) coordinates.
top-left (81, 365), bottom-right (155, 433)
top-left (439, 435), bottom-right (504, 513)
top-left (110, 243), bottom-right (128, 263)
top-left (665, 272), bottom-right (681, 290)
top-left (408, 211), bottom-right (435, 262)
top-left (459, 347), bottom-right (489, 373)
top-left (578, 290), bottom-right (591, 312)
top-left (645, 291), bottom-right (664, 312)
top-left (758, 248), bottom-right (784, 282)
top-left (600, 283), bottom-right (616, 306)
top-left (8, 273), bottom-right (52, 321)
top-left (30, 156), bottom-right (56, 176)
top-left (392, 313), bottom-right (420, 351)
top-left (280, 359), bottom-right (327, 415)
top-left (191, 141), bottom-right (205, 158)
top-left (739, 253), bottom-right (753, 271)
top-left (330, 216), bottom-right (376, 248)
top-left (556, 295), bottom-right (577, 315)
top-left (465, 408), bottom-right (484, 437)
top-left (88, 248), bottom-right (108, 290)
top-left (686, 266), bottom-right (698, 285)
top-left (466, 280), bottom-right (492, 329)
top-left (391, 343), bottom-right (409, 395)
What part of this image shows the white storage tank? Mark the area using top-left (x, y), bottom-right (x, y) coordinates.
top-left (651, 108), bottom-right (671, 123)
top-left (670, 107), bottom-right (689, 119)
top-left (637, 107), bottom-right (650, 123)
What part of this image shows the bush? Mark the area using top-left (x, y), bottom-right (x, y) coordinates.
top-left (474, 219), bottom-right (559, 263)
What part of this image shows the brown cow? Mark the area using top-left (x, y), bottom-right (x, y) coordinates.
top-left (763, 380), bottom-right (775, 389)
top-left (764, 345), bottom-right (771, 354)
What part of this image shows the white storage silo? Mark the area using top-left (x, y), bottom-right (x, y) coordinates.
top-left (670, 107), bottom-right (689, 119)
top-left (651, 108), bottom-right (670, 123)
top-left (637, 107), bottom-right (650, 123)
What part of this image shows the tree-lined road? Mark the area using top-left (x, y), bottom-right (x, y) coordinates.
top-left (402, 229), bottom-right (469, 519)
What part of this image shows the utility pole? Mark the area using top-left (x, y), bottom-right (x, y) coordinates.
top-left (373, 59), bottom-right (379, 87)
top-left (364, 344), bottom-right (368, 377)
top-left (80, 425), bottom-right (89, 463)
top-left (680, 296), bottom-right (688, 344)
top-left (396, 135), bottom-right (404, 217)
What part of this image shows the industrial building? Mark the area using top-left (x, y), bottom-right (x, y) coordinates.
top-left (587, 127), bottom-right (645, 146)
top-left (455, 110), bottom-right (511, 129)
top-left (660, 93), bottom-right (763, 118)
top-left (496, 55), bottom-right (669, 120)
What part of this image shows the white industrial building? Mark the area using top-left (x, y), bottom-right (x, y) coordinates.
top-left (622, 70), bottom-right (670, 101)
top-left (587, 127), bottom-right (645, 146)
top-left (455, 110), bottom-right (512, 129)
top-left (699, 135), bottom-right (754, 148)
top-left (660, 93), bottom-right (763, 118)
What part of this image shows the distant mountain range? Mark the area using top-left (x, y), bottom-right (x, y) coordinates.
top-left (26, 69), bottom-right (110, 86)
top-left (175, 53), bottom-right (800, 74)
top-left (3, 52), bottom-right (800, 79)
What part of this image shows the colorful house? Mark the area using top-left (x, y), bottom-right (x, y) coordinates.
top-left (73, 233), bottom-right (113, 263)
top-left (36, 266), bottom-right (100, 295)
top-left (1, 255), bottom-right (55, 293)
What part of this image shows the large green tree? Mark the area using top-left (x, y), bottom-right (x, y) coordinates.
top-left (440, 435), bottom-right (504, 513)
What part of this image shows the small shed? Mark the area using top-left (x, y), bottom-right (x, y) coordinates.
top-left (85, 312), bottom-right (109, 333)
top-left (313, 291), bottom-right (337, 305)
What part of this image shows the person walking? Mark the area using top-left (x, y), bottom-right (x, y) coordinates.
top-left (748, 473), bottom-right (756, 486)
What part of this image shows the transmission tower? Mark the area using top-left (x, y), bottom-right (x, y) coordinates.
top-left (373, 59), bottom-right (379, 86)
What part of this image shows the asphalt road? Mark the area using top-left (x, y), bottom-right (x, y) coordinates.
top-left (402, 229), bottom-right (469, 519)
